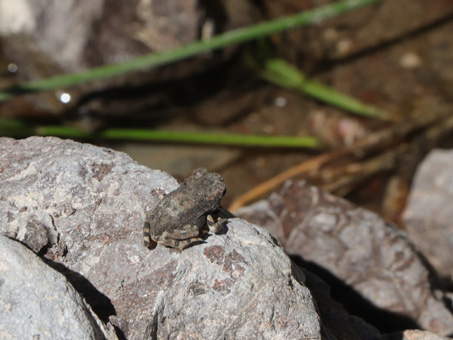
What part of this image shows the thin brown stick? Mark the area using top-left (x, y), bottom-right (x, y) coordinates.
top-left (229, 99), bottom-right (453, 212)
top-left (229, 151), bottom-right (344, 212)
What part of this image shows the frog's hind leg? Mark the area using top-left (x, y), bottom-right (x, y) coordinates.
top-left (169, 224), bottom-right (200, 239)
top-left (143, 221), bottom-right (155, 248)
top-left (158, 237), bottom-right (203, 250)
top-left (159, 224), bottom-right (202, 250)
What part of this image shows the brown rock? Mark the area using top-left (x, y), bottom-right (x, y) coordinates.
top-left (237, 180), bottom-right (453, 335)
top-left (403, 149), bottom-right (453, 281)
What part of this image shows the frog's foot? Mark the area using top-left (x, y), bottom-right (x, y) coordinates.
top-left (207, 214), bottom-right (227, 234)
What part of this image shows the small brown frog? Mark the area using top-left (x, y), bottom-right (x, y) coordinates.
top-left (143, 168), bottom-right (227, 250)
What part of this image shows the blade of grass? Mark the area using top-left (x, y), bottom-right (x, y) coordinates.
top-left (0, 118), bottom-right (322, 148)
top-left (0, 0), bottom-right (382, 102)
top-left (259, 58), bottom-right (390, 120)
top-left (41, 127), bottom-right (323, 148)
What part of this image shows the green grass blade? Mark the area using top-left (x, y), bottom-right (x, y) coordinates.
top-left (259, 58), bottom-right (389, 120)
top-left (0, 0), bottom-right (381, 102)
top-left (0, 118), bottom-right (322, 148)
top-left (39, 127), bottom-right (322, 148)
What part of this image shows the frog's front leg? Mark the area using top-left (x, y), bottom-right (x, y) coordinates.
top-left (207, 214), bottom-right (227, 233)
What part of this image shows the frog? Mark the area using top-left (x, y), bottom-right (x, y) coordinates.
top-left (143, 168), bottom-right (227, 250)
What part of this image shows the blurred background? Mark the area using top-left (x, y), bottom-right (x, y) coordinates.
top-left (1, 0), bottom-right (453, 221)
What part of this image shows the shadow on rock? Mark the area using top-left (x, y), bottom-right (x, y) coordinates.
top-left (291, 255), bottom-right (420, 334)
top-left (42, 257), bottom-right (116, 324)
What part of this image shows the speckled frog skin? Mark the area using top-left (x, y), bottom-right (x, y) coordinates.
top-left (143, 168), bottom-right (227, 250)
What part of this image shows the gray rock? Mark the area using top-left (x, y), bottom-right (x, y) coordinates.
top-left (0, 234), bottom-right (117, 340)
top-left (403, 149), bottom-right (453, 280)
top-left (0, 137), bottom-right (324, 340)
top-left (237, 180), bottom-right (453, 335)
top-left (141, 219), bottom-right (321, 340)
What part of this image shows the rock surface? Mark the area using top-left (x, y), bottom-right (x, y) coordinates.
top-left (403, 149), bottom-right (453, 281)
top-left (237, 180), bottom-right (453, 335)
top-left (0, 234), bottom-right (117, 340)
top-left (0, 137), bottom-right (330, 340)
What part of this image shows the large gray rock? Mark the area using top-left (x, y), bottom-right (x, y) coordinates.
top-left (403, 149), bottom-right (453, 280)
top-left (141, 219), bottom-right (321, 340)
top-left (0, 234), bottom-right (117, 340)
top-left (237, 180), bottom-right (453, 336)
top-left (0, 137), bottom-right (328, 340)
